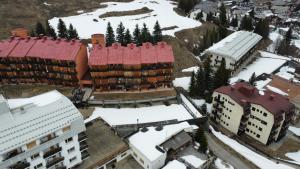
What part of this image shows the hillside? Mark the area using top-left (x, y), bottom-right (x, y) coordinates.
top-left (0, 0), bottom-right (132, 39)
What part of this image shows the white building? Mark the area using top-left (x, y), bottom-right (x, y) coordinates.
top-left (128, 122), bottom-right (193, 169)
top-left (0, 90), bottom-right (88, 169)
top-left (211, 82), bottom-right (294, 145)
top-left (205, 31), bottom-right (262, 72)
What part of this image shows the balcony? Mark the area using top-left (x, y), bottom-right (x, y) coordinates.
top-left (10, 162), bottom-right (30, 169)
top-left (40, 134), bottom-right (56, 144)
top-left (43, 147), bottom-right (62, 158)
top-left (80, 140), bottom-right (88, 151)
top-left (4, 149), bottom-right (23, 161)
top-left (46, 157), bottom-right (64, 168)
top-left (78, 132), bottom-right (87, 142)
top-left (81, 150), bottom-right (90, 160)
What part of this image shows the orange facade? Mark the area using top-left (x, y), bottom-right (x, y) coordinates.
top-left (11, 28), bottom-right (28, 38)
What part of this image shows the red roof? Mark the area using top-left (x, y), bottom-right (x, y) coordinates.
top-left (9, 38), bottom-right (37, 58)
top-left (215, 82), bottom-right (294, 116)
top-left (108, 43), bottom-right (123, 65)
top-left (89, 45), bottom-right (108, 66)
top-left (156, 42), bottom-right (175, 63)
top-left (0, 38), bottom-right (19, 58)
top-left (55, 39), bottom-right (82, 61)
top-left (89, 42), bottom-right (174, 66)
top-left (123, 43), bottom-right (141, 65)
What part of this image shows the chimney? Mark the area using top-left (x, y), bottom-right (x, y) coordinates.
top-left (269, 94), bottom-right (275, 100)
top-left (230, 86), bottom-right (235, 91)
top-left (97, 44), bottom-right (102, 49)
top-left (145, 42), bottom-right (150, 49)
top-left (128, 43), bottom-right (135, 49)
top-left (71, 39), bottom-right (75, 45)
top-left (160, 42), bottom-right (165, 48)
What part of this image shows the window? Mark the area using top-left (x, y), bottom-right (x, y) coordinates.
top-left (263, 113), bottom-right (267, 117)
top-left (139, 158), bottom-right (144, 164)
top-left (31, 153), bottom-right (39, 160)
top-left (246, 128), bottom-right (249, 132)
top-left (260, 110), bottom-right (262, 113)
top-left (226, 123), bottom-right (229, 126)
top-left (68, 147), bottom-right (75, 154)
top-left (121, 152), bottom-right (127, 157)
top-left (256, 134), bottom-right (260, 138)
top-left (259, 127), bottom-right (262, 131)
top-left (133, 152), bottom-right (137, 157)
top-left (229, 110), bottom-right (232, 112)
top-left (252, 107), bottom-right (256, 111)
top-left (248, 122), bottom-right (251, 125)
top-left (34, 163), bottom-right (43, 169)
top-left (65, 137), bottom-right (73, 143)
top-left (69, 156), bottom-right (77, 163)
top-left (228, 116), bottom-right (230, 119)
top-left (261, 121), bottom-right (267, 125)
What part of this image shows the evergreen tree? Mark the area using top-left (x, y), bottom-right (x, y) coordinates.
top-left (116, 22), bottom-right (125, 46)
top-left (35, 21), bottom-right (45, 35)
top-left (57, 19), bottom-right (68, 38)
top-left (195, 127), bottom-right (208, 153)
top-left (178, 0), bottom-right (197, 14)
top-left (152, 21), bottom-right (163, 44)
top-left (206, 12), bottom-right (214, 22)
top-left (254, 19), bottom-right (269, 39)
top-left (230, 15), bottom-right (238, 28)
top-left (189, 71), bottom-right (197, 97)
top-left (67, 24), bottom-right (79, 39)
top-left (141, 23), bottom-right (151, 43)
top-left (219, 26), bottom-right (228, 39)
top-left (203, 57), bottom-right (213, 93)
top-left (196, 11), bottom-right (203, 21)
top-left (201, 103), bottom-right (207, 114)
top-left (285, 27), bottom-right (292, 45)
top-left (249, 72), bottom-right (256, 86)
top-left (249, 9), bottom-right (255, 18)
top-left (195, 66), bottom-right (206, 97)
top-left (124, 29), bottom-right (132, 45)
top-left (133, 24), bottom-right (142, 46)
top-left (45, 20), bottom-right (57, 39)
top-left (219, 3), bottom-right (227, 27)
top-left (239, 15), bottom-right (253, 31)
top-left (105, 22), bottom-right (115, 46)
top-left (213, 58), bottom-right (230, 89)
top-left (278, 39), bottom-right (288, 55)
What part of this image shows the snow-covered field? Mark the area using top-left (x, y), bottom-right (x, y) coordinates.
top-left (285, 151), bottom-right (300, 165)
top-left (230, 51), bottom-right (289, 84)
top-left (173, 76), bottom-right (191, 90)
top-left (288, 126), bottom-right (300, 136)
top-left (85, 104), bottom-right (197, 125)
top-left (49, 0), bottom-right (201, 39)
top-left (210, 126), bottom-right (293, 169)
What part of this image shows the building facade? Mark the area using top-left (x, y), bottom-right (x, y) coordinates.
top-left (205, 31), bottom-right (262, 73)
top-left (0, 90), bottom-right (89, 169)
top-left (0, 36), bottom-right (88, 86)
top-left (211, 83), bottom-right (294, 145)
top-left (89, 42), bottom-right (174, 91)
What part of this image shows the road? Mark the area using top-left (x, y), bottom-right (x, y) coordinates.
top-left (206, 133), bottom-right (255, 169)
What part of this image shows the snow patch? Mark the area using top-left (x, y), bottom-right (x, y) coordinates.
top-left (289, 126), bottom-right (300, 136)
top-left (173, 76), bottom-right (191, 91)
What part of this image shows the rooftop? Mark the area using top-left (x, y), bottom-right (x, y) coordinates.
top-left (0, 90), bottom-right (83, 154)
top-left (89, 42), bottom-right (174, 66)
top-left (0, 36), bottom-right (82, 61)
top-left (206, 31), bottom-right (262, 61)
top-left (128, 122), bottom-right (192, 162)
top-left (215, 82), bottom-right (294, 116)
top-left (268, 75), bottom-right (300, 100)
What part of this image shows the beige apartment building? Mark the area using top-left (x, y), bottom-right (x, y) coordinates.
top-left (211, 82), bottom-right (294, 145)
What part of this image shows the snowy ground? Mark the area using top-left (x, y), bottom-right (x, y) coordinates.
top-left (285, 151), bottom-right (300, 165)
top-left (230, 51), bottom-right (289, 84)
top-left (85, 104), bottom-right (198, 125)
top-left (181, 155), bottom-right (206, 168)
top-left (215, 158), bottom-right (234, 169)
top-left (276, 66), bottom-right (300, 83)
top-left (49, 0), bottom-right (201, 39)
top-left (288, 126), bottom-right (300, 136)
top-left (182, 66), bottom-right (199, 73)
top-left (210, 126), bottom-right (293, 169)
top-left (173, 76), bottom-right (191, 91)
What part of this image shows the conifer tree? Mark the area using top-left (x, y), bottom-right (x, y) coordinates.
top-left (239, 15), bottom-right (253, 31)
top-left (141, 23), bottom-right (151, 43)
top-left (219, 3), bottom-right (227, 27)
top-left (206, 12), bottom-right (214, 22)
top-left (249, 72), bottom-right (256, 86)
top-left (35, 21), bottom-right (45, 35)
top-left (67, 24), bottom-right (79, 39)
top-left (195, 127), bottom-right (208, 153)
top-left (219, 26), bottom-right (228, 40)
top-left (133, 24), bottom-right (142, 46)
top-left (203, 57), bottom-right (213, 93)
top-left (152, 21), bottom-right (163, 44)
top-left (195, 66), bottom-right (206, 97)
top-left (116, 22), bottom-right (125, 46)
top-left (230, 15), bottom-right (238, 28)
top-left (196, 11), bottom-right (203, 21)
top-left (254, 19), bottom-right (269, 39)
top-left (201, 103), bottom-right (207, 114)
top-left (124, 29), bottom-right (132, 45)
top-left (189, 71), bottom-right (197, 97)
top-left (213, 58), bottom-right (230, 89)
top-left (57, 19), bottom-right (68, 38)
top-left (105, 22), bottom-right (115, 46)
top-left (45, 20), bottom-right (57, 39)
top-left (285, 27), bottom-right (292, 45)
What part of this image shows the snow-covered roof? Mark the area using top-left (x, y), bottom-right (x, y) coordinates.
top-left (206, 31), bottom-right (262, 62)
top-left (181, 155), bottom-right (206, 168)
top-left (0, 90), bottom-right (83, 154)
top-left (162, 160), bottom-right (186, 169)
top-left (129, 122), bottom-right (192, 162)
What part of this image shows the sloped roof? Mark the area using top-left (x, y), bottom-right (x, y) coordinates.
top-left (9, 38), bottom-right (37, 58)
top-left (0, 38), bottom-right (19, 58)
top-left (206, 31), bottom-right (262, 62)
top-left (88, 45), bottom-right (108, 66)
top-left (215, 82), bottom-right (293, 116)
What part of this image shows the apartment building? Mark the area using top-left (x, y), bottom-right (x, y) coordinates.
top-left (205, 31), bottom-right (262, 73)
top-left (0, 90), bottom-right (89, 169)
top-left (211, 82), bottom-right (294, 145)
top-left (0, 36), bottom-right (88, 86)
top-left (89, 42), bottom-right (174, 91)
